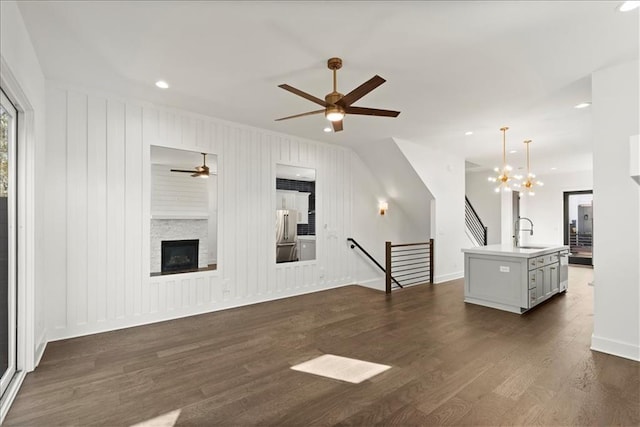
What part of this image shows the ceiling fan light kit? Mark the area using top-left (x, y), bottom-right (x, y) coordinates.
top-left (170, 153), bottom-right (212, 178)
top-left (276, 57), bottom-right (400, 132)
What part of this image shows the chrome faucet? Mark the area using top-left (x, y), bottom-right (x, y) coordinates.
top-left (514, 216), bottom-right (534, 247)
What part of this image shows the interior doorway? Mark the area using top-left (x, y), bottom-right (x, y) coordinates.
top-left (563, 190), bottom-right (593, 266)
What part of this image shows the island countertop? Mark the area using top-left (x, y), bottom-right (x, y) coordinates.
top-left (462, 243), bottom-right (569, 258)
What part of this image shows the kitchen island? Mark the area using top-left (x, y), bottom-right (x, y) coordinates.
top-left (462, 244), bottom-right (569, 314)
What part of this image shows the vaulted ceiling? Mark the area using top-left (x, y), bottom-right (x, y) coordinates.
top-left (16, 1), bottom-right (639, 175)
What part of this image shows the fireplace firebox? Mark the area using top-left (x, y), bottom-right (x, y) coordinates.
top-left (161, 239), bottom-right (199, 273)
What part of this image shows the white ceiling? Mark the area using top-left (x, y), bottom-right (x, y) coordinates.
top-left (151, 146), bottom-right (217, 172)
top-left (17, 1), bottom-right (639, 176)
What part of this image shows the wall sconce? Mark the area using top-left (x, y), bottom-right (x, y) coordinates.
top-left (379, 201), bottom-right (389, 215)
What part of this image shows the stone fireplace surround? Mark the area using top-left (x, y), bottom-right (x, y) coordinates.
top-left (150, 218), bottom-right (208, 274)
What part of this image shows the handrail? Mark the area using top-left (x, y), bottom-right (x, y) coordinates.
top-left (465, 196), bottom-right (488, 246)
top-left (347, 238), bottom-right (403, 290)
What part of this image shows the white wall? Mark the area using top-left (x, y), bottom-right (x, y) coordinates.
top-left (151, 164), bottom-right (209, 216)
top-left (591, 60), bottom-right (640, 361)
top-left (465, 171), bottom-right (501, 244)
top-left (44, 82), bottom-right (376, 341)
top-left (0, 0), bottom-right (47, 370)
top-left (394, 138), bottom-right (467, 282)
top-left (519, 170), bottom-right (593, 246)
top-left (350, 151), bottom-right (426, 290)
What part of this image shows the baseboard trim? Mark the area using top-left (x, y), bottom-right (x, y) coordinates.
top-left (0, 370), bottom-right (26, 424)
top-left (591, 334), bottom-right (640, 362)
top-left (34, 336), bottom-right (47, 369)
top-left (355, 277), bottom-right (384, 291)
top-left (46, 280), bottom-right (354, 342)
top-left (435, 270), bottom-right (464, 284)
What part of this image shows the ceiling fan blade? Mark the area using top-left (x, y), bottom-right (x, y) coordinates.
top-left (345, 106), bottom-right (400, 117)
top-left (332, 120), bottom-right (343, 132)
top-left (275, 109), bottom-right (325, 121)
top-left (171, 169), bottom-right (196, 173)
top-left (278, 84), bottom-right (327, 107)
top-left (337, 75), bottom-right (386, 107)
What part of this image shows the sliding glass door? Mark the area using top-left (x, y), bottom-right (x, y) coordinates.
top-left (0, 89), bottom-right (17, 398)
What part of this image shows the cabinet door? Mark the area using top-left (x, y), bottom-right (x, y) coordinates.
top-left (536, 268), bottom-right (546, 305)
top-left (295, 192), bottom-right (310, 224)
top-left (543, 266), bottom-right (552, 297)
top-left (276, 190), bottom-right (296, 210)
top-left (549, 263), bottom-right (559, 294)
top-left (528, 268), bottom-right (546, 308)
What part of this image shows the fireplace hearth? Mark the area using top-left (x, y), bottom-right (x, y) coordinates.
top-left (161, 239), bottom-right (199, 273)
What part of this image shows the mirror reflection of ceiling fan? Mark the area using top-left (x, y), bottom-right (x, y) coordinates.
top-left (170, 153), bottom-right (214, 178)
top-left (276, 57), bottom-right (400, 132)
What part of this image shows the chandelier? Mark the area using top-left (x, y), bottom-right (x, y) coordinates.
top-left (516, 139), bottom-right (543, 196)
top-left (488, 127), bottom-right (517, 192)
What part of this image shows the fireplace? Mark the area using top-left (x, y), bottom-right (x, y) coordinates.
top-left (161, 239), bottom-right (199, 273)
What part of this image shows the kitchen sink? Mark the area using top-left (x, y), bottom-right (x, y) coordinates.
top-left (517, 245), bottom-right (547, 249)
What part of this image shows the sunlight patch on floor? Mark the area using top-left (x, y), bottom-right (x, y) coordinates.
top-left (291, 354), bottom-right (391, 384)
top-left (130, 409), bottom-right (181, 427)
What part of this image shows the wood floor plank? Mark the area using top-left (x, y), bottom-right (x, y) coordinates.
top-left (5, 266), bottom-right (639, 426)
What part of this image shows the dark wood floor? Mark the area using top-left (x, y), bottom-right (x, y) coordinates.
top-left (6, 267), bottom-right (639, 426)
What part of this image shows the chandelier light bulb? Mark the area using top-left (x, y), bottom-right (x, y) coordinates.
top-left (489, 127), bottom-right (518, 193)
top-left (521, 140), bottom-right (543, 195)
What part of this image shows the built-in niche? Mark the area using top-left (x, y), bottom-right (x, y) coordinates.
top-left (150, 146), bottom-right (218, 275)
top-left (276, 164), bottom-right (316, 263)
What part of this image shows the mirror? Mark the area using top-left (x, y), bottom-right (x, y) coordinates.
top-left (150, 146), bottom-right (218, 276)
top-left (276, 164), bottom-right (316, 263)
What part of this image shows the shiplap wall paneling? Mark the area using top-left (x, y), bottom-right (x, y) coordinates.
top-left (66, 91), bottom-right (88, 327)
top-left (151, 166), bottom-right (209, 215)
top-left (125, 104), bottom-right (143, 317)
top-left (87, 95), bottom-right (107, 324)
top-left (46, 87), bottom-right (68, 332)
top-left (45, 83), bottom-right (362, 341)
top-left (106, 99), bottom-right (126, 322)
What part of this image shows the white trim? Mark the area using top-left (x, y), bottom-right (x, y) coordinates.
top-left (34, 332), bottom-right (47, 367)
top-left (1, 56), bottom-right (38, 364)
top-left (591, 334), bottom-right (640, 362)
top-left (0, 370), bottom-right (25, 424)
top-left (354, 277), bottom-right (384, 291)
top-left (435, 270), bottom-right (464, 284)
top-left (47, 280), bottom-right (350, 342)
top-left (0, 89), bottom-right (18, 397)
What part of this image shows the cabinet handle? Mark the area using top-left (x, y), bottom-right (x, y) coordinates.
top-left (538, 259), bottom-right (544, 264)
top-left (550, 267), bottom-right (556, 270)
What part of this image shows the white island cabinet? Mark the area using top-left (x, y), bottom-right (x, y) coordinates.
top-left (461, 244), bottom-right (569, 314)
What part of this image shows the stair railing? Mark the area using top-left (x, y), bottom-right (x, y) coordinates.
top-left (385, 240), bottom-right (434, 294)
top-left (465, 196), bottom-right (488, 246)
top-left (347, 238), bottom-right (403, 290)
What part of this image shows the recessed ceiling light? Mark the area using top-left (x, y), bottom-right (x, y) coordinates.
top-left (155, 80), bottom-right (169, 89)
top-left (296, 174), bottom-right (301, 177)
top-left (619, 1), bottom-right (640, 12)
top-left (551, 167), bottom-right (557, 170)
top-left (574, 102), bottom-right (591, 109)
top-left (323, 127), bottom-right (332, 133)
top-left (465, 131), bottom-right (473, 136)
top-left (509, 150), bottom-right (517, 154)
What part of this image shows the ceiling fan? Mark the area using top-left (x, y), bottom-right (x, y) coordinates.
top-left (276, 57), bottom-right (400, 132)
top-left (170, 153), bottom-right (213, 178)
